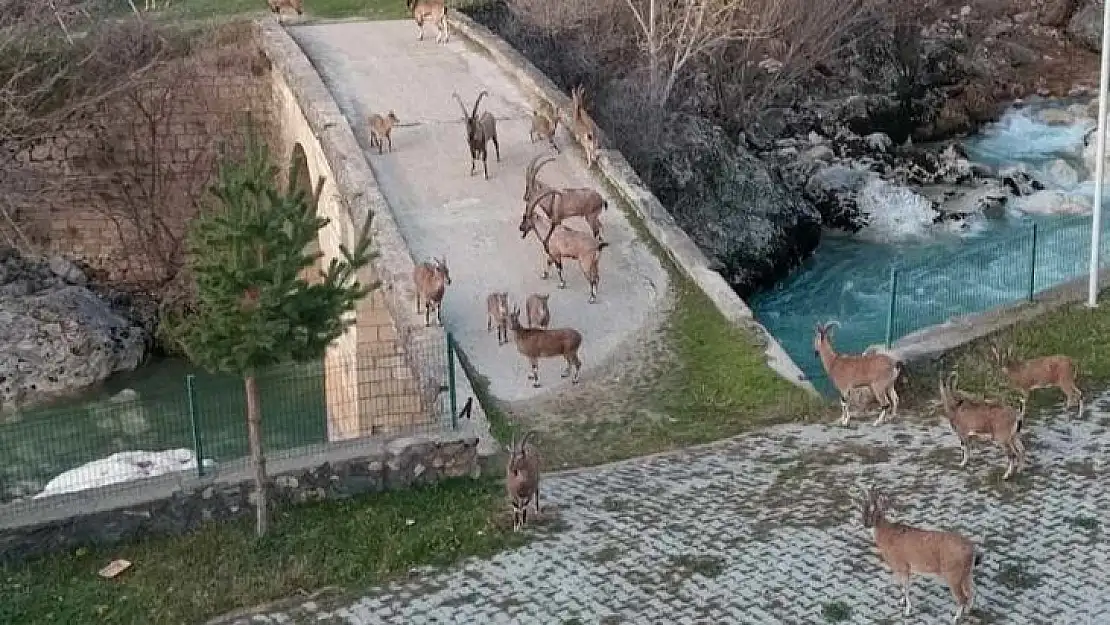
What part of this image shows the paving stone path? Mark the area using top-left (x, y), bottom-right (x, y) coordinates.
top-left (215, 392), bottom-right (1109, 625)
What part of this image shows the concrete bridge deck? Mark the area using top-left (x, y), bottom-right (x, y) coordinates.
top-left (289, 21), bottom-right (669, 404)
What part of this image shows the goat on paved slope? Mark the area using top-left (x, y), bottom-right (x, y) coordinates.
top-left (859, 487), bottom-right (981, 624)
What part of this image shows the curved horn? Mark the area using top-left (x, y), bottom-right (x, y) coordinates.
top-left (471, 90), bottom-right (489, 120)
top-left (525, 153), bottom-right (546, 187)
top-left (526, 188), bottom-right (563, 218)
top-left (825, 320), bottom-right (842, 334)
top-left (519, 430), bottom-right (539, 451)
top-left (533, 155), bottom-right (556, 180)
top-left (947, 371), bottom-right (959, 393)
top-left (452, 92), bottom-right (470, 119)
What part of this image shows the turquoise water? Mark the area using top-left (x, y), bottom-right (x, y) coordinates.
top-left (751, 106), bottom-right (1106, 394)
top-left (0, 357), bottom-right (327, 500)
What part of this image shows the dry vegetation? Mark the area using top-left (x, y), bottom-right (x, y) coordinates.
top-left (467, 0), bottom-right (898, 175)
top-left (0, 2), bottom-right (273, 315)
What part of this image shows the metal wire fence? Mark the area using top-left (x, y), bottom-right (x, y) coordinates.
top-left (802, 214), bottom-right (1108, 396)
top-left (0, 332), bottom-right (458, 505)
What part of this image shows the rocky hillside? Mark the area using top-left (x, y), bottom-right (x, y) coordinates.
top-left (464, 0), bottom-right (1100, 298)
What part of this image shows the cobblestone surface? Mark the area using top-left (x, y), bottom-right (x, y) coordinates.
top-left (213, 392), bottom-right (1110, 624)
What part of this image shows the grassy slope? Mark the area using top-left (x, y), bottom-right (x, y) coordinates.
top-left (0, 479), bottom-right (524, 625)
top-left (901, 291), bottom-right (1110, 411)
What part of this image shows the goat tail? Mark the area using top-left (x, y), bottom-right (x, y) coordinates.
top-left (973, 551), bottom-right (983, 568)
top-left (1014, 401), bottom-right (1026, 435)
top-left (891, 360), bottom-right (903, 382)
top-left (597, 241), bottom-right (610, 252)
top-left (602, 199), bottom-right (609, 211)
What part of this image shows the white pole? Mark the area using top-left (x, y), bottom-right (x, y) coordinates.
top-left (1088, 0), bottom-right (1110, 308)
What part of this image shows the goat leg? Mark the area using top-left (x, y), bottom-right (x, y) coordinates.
top-left (436, 302), bottom-right (444, 326)
top-left (529, 360), bottom-right (540, 388)
top-left (838, 395), bottom-right (852, 425)
top-left (492, 135), bottom-right (500, 162)
top-left (1002, 449), bottom-right (1016, 480)
top-left (483, 150), bottom-right (489, 180)
top-left (901, 575), bottom-right (913, 616)
top-left (958, 438), bottom-right (970, 468)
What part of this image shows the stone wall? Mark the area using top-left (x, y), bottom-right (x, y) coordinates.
top-left (446, 10), bottom-right (815, 395)
top-left (0, 434), bottom-right (482, 566)
top-left (1, 24), bottom-right (274, 287)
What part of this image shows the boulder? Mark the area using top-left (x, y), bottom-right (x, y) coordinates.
top-left (803, 165), bottom-right (872, 230)
top-left (0, 250), bottom-right (147, 411)
top-left (651, 115), bottom-right (821, 297)
top-left (1069, 0), bottom-right (1105, 52)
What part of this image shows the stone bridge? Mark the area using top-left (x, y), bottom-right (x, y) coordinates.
top-left (259, 16), bottom-right (808, 444)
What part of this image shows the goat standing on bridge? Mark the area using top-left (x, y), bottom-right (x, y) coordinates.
top-left (453, 90), bottom-right (500, 180)
top-left (523, 154), bottom-right (608, 242)
top-left (407, 0), bottom-right (449, 44)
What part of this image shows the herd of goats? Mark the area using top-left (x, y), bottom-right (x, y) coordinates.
top-left (265, 1), bottom-right (1097, 622)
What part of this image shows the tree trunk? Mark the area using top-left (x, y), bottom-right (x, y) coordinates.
top-left (244, 374), bottom-right (269, 536)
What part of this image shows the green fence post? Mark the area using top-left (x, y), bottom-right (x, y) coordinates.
top-left (186, 374), bottom-right (205, 477)
top-left (1027, 222), bottom-right (1038, 301)
top-left (447, 333), bottom-right (458, 430)
top-left (885, 267), bottom-right (898, 348)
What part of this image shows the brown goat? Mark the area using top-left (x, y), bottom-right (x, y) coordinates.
top-left (486, 291), bottom-right (510, 345)
top-left (407, 0), bottom-right (448, 43)
top-left (525, 293), bottom-right (551, 329)
top-left (519, 189), bottom-right (609, 303)
top-left (570, 85), bottom-right (600, 168)
top-left (508, 308), bottom-right (582, 388)
top-left (991, 346), bottom-right (1082, 416)
top-left (368, 111), bottom-right (400, 154)
top-left (939, 371), bottom-right (1026, 480)
top-left (529, 102), bottom-right (560, 152)
top-left (813, 321), bottom-right (902, 426)
top-left (859, 488), bottom-right (981, 624)
top-left (266, 0), bottom-right (303, 18)
top-left (412, 257), bottom-right (451, 327)
top-left (506, 430), bottom-right (541, 531)
top-left (453, 90), bottom-right (500, 179)
top-left (523, 154), bottom-right (608, 241)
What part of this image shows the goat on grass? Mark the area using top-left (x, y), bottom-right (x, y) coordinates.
top-left (506, 430), bottom-right (541, 531)
top-left (991, 345), bottom-right (1082, 416)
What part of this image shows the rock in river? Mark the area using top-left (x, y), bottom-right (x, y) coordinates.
top-left (0, 249), bottom-right (147, 412)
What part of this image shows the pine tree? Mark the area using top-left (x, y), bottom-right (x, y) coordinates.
top-left (164, 120), bottom-right (376, 536)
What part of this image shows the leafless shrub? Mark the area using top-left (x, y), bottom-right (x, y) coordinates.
top-left (0, 8), bottom-right (186, 260)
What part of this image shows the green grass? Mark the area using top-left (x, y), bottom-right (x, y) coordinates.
top-left (0, 478), bottom-right (523, 625)
top-left (821, 600), bottom-right (852, 622)
top-left (901, 287), bottom-right (1110, 408)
